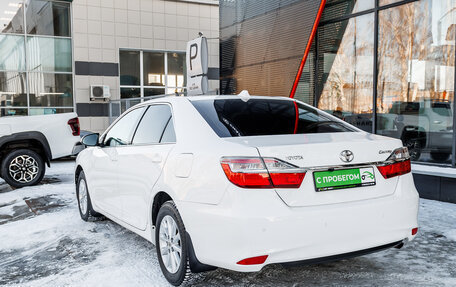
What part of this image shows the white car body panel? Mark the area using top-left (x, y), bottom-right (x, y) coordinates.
top-left (224, 133), bottom-right (404, 207)
top-left (0, 113), bottom-right (80, 159)
top-left (76, 95), bottom-right (419, 272)
top-left (116, 143), bottom-right (175, 230)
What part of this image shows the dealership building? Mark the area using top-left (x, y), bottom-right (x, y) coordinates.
top-left (219, 0), bottom-right (456, 202)
top-left (0, 0), bottom-right (219, 132)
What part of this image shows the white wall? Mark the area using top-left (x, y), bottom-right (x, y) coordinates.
top-left (72, 0), bottom-right (219, 133)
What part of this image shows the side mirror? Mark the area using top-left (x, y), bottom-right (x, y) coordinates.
top-left (81, 133), bottom-right (100, 146)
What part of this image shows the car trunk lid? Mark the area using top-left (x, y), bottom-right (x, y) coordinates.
top-left (223, 132), bottom-right (403, 207)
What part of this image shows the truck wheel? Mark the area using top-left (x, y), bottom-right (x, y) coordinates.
top-left (156, 201), bottom-right (192, 286)
top-left (403, 138), bottom-right (421, 161)
top-left (1, 149), bottom-right (45, 188)
top-left (430, 152), bottom-right (450, 162)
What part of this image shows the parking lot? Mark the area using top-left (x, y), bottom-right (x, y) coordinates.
top-left (1, 160), bottom-right (455, 287)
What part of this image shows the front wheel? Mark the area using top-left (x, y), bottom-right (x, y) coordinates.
top-left (1, 149), bottom-right (45, 188)
top-left (76, 171), bottom-right (101, 221)
top-left (156, 201), bottom-right (191, 286)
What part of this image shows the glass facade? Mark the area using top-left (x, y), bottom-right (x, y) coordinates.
top-left (294, 0), bottom-right (456, 166)
top-left (317, 12), bottom-right (375, 132)
top-left (219, 0), bottom-right (323, 97)
top-left (0, 0), bottom-right (73, 117)
top-left (119, 50), bottom-right (186, 101)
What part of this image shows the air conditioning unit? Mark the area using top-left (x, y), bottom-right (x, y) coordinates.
top-left (90, 85), bottom-right (111, 101)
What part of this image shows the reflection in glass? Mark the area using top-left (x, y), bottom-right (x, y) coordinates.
top-left (143, 52), bottom-right (164, 86)
top-left (0, 35), bottom-right (25, 71)
top-left (26, 0), bottom-right (70, 37)
top-left (379, 0), bottom-right (403, 6)
top-left (0, 0), bottom-right (24, 34)
top-left (28, 73), bottom-right (73, 107)
top-left (144, 88), bottom-right (165, 97)
top-left (120, 51), bottom-right (140, 86)
top-left (120, 87), bottom-right (140, 99)
top-left (0, 72), bottom-right (26, 106)
top-left (167, 52), bottom-right (186, 88)
top-left (27, 36), bottom-right (72, 72)
top-left (317, 13), bottom-right (375, 132)
top-left (104, 107), bottom-right (146, 146)
top-left (322, 0), bottom-right (374, 22)
top-left (377, 0), bottom-right (454, 165)
top-left (0, 107), bottom-right (27, 117)
top-left (29, 108), bottom-right (73, 115)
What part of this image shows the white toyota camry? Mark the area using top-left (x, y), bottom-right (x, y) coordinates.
top-left (75, 95), bottom-right (419, 286)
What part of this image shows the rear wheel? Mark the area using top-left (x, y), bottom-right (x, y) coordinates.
top-left (430, 152), bottom-right (451, 162)
top-left (76, 171), bottom-right (101, 221)
top-left (156, 201), bottom-right (191, 286)
top-left (1, 149), bottom-right (45, 188)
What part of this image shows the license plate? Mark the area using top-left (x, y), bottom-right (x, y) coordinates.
top-left (313, 167), bottom-right (376, 192)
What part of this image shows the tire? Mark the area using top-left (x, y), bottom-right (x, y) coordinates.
top-left (0, 149), bottom-right (45, 188)
top-left (403, 138), bottom-right (421, 161)
top-left (76, 171), bottom-right (101, 221)
top-left (156, 201), bottom-right (191, 286)
top-left (430, 152), bottom-right (451, 162)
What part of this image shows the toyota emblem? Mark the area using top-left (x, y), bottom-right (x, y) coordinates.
top-left (340, 150), bottom-right (354, 163)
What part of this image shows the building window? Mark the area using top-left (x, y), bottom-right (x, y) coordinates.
top-left (25, 0), bottom-right (71, 37)
top-left (322, 0), bottom-right (375, 22)
top-left (0, 0), bottom-right (73, 117)
top-left (0, 0), bottom-right (24, 34)
top-left (119, 50), bottom-right (186, 101)
top-left (377, 0), bottom-right (455, 165)
top-left (316, 13), bottom-right (375, 132)
top-left (305, 0), bottom-right (456, 166)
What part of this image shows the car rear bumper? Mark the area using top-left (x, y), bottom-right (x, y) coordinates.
top-left (178, 174), bottom-right (419, 272)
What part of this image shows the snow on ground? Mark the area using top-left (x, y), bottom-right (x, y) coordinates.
top-left (0, 161), bottom-right (456, 287)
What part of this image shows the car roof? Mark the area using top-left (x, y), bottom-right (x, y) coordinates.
top-left (141, 94), bottom-right (296, 105)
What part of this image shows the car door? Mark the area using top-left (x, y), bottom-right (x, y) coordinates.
top-left (116, 104), bottom-right (177, 230)
top-left (91, 106), bottom-right (146, 217)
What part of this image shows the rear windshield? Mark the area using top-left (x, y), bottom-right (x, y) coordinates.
top-left (191, 98), bottom-right (354, 137)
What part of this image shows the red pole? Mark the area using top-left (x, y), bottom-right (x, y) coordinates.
top-left (289, 0), bottom-right (326, 99)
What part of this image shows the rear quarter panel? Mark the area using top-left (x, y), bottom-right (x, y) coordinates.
top-left (155, 98), bottom-right (260, 205)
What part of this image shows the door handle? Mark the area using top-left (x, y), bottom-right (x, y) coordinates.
top-left (151, 154), bottom-right (162, 163)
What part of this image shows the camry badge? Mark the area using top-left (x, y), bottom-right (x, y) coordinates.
top-left (340, 150), bottom-right (354, 163)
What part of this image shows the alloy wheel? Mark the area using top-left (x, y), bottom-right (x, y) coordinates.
top-left (8, 155), bottom-right (39, 183)
top-left (78, 179), bottom-right (88, 215)
top-left (159, 215), bottom-right (182, 274)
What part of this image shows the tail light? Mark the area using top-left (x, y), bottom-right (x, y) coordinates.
top-left (377, 147), bottom-right (411, 179)
top-left (220, 157), bottom-right (306, 188)
top-left (68, 117), bottom-right (80, 136)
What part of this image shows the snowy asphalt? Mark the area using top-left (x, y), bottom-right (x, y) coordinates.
top-left (0, 160), bottom-right (455, 287)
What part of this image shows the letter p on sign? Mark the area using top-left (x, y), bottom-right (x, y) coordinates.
top-left (186, 37), bottom-right (208, 77)
top-left (189, 43), bottom-right (198, 70)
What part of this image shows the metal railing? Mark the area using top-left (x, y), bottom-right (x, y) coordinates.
top-left (108, 93), bottom-right (184, 123)
top-left (108, 90), bottom-right (219, 123)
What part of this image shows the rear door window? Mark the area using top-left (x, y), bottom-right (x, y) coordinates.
top-left (132, 104), bottom-right (175, 144)
top-left (191, 98), bottom-right (353, 137)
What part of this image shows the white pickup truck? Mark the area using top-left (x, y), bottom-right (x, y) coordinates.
top-left (0, 113), bottom-right (81, 188)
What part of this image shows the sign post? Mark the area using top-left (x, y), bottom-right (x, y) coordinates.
top-left (186, 36), bottom-right (208, 95)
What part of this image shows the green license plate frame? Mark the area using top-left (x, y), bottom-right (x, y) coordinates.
top-left (313, 167), bottom-right (376, 192)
